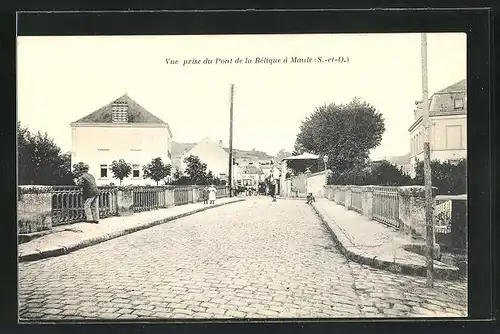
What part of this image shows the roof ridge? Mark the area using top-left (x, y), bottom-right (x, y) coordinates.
top-left (72, 94), bottom-right (167, 124)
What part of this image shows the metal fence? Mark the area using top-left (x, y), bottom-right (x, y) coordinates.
top-left (174, 187), bottom-right (193, 206)
top-left (350, 187), bottom-right (363, 214)
top-left (132, 187), bottom-right (166, 212)
top-left (43, 184), bottom-right (231, 226)
top-left (51, 186), bottom-right (118, 226)
top-left (372, 186), bottom-right (400, 229)
top-left (216, 186), bottom-right (228, 199)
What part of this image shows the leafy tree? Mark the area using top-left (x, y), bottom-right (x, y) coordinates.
top-left (294, 98), bottom-right (385, 175)
top-left (110, 159), bottom-right (132, 185)
top-left (183, 155), bottom-right (209, 185)
top-left (142, 157), bottom-right (171, 186)
top-left (72, 162), bottom-right (90, 178)
top-left (414, 159), bottom-right (466, 195)
top-left (17, 122), bottom-right (73, 185)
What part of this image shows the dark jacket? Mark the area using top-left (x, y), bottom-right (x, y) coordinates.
top-left (79, 172), bottom-right (99, 199)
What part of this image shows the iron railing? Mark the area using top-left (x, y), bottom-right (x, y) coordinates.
top-left (216, 186), bottom-right (228, 199)
top-left (51, 186), bottom-right (118, 225)
top-left (174, 187), bottom-right (193, 206)
top-left (372, 186), bottom-right (400, 229)
top-left (350, 187), bottom-right (363, 214)
top-left (34, 184), bottom-right (232, 227)
top-left (132, 187), bottom-right (166, 212)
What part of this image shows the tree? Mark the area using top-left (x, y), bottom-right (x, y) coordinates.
top-left (183, 155), bottom-right (208, 185)
top-left (142, 157), bottom-right (171, 186)
top-left (110, 159), bottom-right (132, 185)
top-left (327, 160), bottom-right (412, 186)
top-left (72, 162), bottom-right (89, 178)
top-left (17, 122), bottom-right (74, 185)
top-left (294, 98), bottom-right (385, 175)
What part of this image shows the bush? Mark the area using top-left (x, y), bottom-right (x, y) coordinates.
top-left (413, 159), bottom-right (466, 195)
top-left (328, 160), bottom-right (412, 186)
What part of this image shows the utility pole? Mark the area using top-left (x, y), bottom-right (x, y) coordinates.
top-left (228, 84), bottom-right (234, 198)
top-left (421, 33), bottom-right (434, 288)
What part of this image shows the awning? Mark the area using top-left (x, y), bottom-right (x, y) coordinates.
top-left (281, 152), bottom-right (320, 161)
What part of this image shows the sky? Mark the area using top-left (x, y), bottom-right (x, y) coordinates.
top-left (17, 33), bottom-right (466, 159)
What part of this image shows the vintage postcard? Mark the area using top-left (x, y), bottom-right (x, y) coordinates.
top-left (17, 32), bottom-right (467, 321)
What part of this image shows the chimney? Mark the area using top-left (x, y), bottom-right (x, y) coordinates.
top-left (219, 140), bottom-right (223, 147)
top-left (112, 100), bottom-right (128, 123)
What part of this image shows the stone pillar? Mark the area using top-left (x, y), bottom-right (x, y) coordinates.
top-left (192, 188), bottom-right (198, 203)
top-left (397, 186), bottom-right (437, 240)
top-left (165, 189), bottom-right (175, 208)
top-left (17, 186), bottom-right (53, 234)
top-left (361, 186), bottom-right (374, 219)
top-left (116, 188), bottom-right (134, 216)
top-left (193, 188), bottom-right (200, 203)
top-left (344, 186), bottom-right (352, 210)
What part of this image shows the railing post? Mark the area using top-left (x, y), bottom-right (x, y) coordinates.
top-left (18, 186), bottom-right (53, 234)
top-left (397, 186), bottom-right (438, 240)
top-left (344, 186), bottom-right (352, 210)
top-left (164, 188), bottom-right (172, 208)
top-left (361, 186), bottom-right (374, 220)
top-left (117, 187), bottom-right (134, 216)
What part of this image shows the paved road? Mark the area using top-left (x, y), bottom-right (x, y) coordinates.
top-left (19, 198), bottom-right (467, 320)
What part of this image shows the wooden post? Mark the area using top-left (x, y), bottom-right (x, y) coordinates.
top-left (228, 84), bottom-right (234, 197)
top-left (421, 33), bottom-right (434, 288)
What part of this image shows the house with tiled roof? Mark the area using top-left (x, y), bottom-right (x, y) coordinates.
top-left (70, 94), bottom-right (173, 185)
top-left (408, 79), bottom-right (467, 177)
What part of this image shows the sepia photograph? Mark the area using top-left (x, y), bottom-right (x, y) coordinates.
top-left (17, 32), bottom-right (467, 321)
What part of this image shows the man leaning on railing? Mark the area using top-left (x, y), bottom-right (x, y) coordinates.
top-left (74, 165), bottom-right (100, 224)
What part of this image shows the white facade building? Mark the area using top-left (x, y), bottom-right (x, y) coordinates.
top-left (70, 94), bottom-right (173, 186)
top-left (180, 137), bottom-right (230, 180)
top-left (408, 79), bottom-right (467, 177)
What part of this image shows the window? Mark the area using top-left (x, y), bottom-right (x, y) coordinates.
top-left (454, 98), bottom-right (464, 110)
top-left (100, 164), bottom-right (108, 178)
top-left (132, 164), bottom-right (140, 178)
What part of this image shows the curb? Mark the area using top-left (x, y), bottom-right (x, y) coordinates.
top-left (311, 203), bottom-right (461, 281)
top-left (19, 199), bottom-right (245, 262)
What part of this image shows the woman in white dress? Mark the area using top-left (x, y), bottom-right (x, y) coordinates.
top-left (208, 185), bottom-right (217, 204)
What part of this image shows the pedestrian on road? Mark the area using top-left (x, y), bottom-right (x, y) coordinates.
top-left (208, 184), bottom-right (217, 205)
top-left (75, 165), bottom-right (100, 224)
top-left (269, 180), bottom-right (277, 202)
top-left (202, 186), bottom-right (209, 204)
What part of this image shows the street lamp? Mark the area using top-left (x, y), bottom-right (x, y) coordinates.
top-left (323, 155), bottom-right (329, 171)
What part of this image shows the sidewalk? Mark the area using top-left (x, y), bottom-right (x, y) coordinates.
top-left (19, 197), bottom-right (244, 262)
top-left (312, 199), bottom-right (461, 280)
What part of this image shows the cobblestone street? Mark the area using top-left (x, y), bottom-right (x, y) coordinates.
top-left (19, 198), bottom-right (467, 320)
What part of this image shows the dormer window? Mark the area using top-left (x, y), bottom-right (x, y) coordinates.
top-left (112, 100), bottom-right (128, 123)
top-left (454, 98), bottom-right (464, 110)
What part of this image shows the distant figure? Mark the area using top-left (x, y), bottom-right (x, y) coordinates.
top-left (202, 186), bottom-right (209, 204)
top-left (208, 185), bottom-right (217, 205)
top-left (269, 180), bottom-right (277, 202)
top-left (75, 166), bottom-right (100, 224)
top-left (306, 193), bottom-right (316, 205)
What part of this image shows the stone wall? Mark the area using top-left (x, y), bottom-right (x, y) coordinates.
top-left (18, 186), bottom-right (53, 234)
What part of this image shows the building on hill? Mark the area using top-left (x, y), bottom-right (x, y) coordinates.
top-left (70, 93), bottom-right (173, 186)
top-left (180, 137), bottom-right (232, 181)
top-left (372, 154), bottom-right (412, 176)
top-left (408, 79), bottom-right (467, 177)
